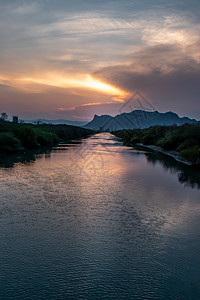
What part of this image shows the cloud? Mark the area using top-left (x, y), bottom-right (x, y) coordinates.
top-left (0, 80), bottom-right (123, 120)
top-left (93, 43), bottom-right (200, 118)
top-left (0, 0), bottom-right (200, 119)
top-left (55, 101), bottom-right (124, 120)
top-left (1, 3), bottom-right (199, 80)
top-left (14, 3), bottom-right (39, 15)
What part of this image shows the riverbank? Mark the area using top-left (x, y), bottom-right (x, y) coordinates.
top-left (0, 120), bottom-right (94, 154)
top-left (136, 143), bottom-right (192, 166)
top-left (113, 124), bottom-right (200, 166)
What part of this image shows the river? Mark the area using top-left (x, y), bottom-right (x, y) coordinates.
top-left (0, 133), bottom-right (200, 299)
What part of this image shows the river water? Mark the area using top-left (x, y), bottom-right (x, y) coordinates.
top-left (0, 133), bottom-right (200, 299)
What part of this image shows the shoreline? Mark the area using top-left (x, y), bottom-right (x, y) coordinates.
top-left (136, 143), bottom-right (192, 166)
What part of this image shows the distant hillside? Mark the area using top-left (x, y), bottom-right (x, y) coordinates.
top-left (24, 119), bottom-right (87, 127)
top-left (84, 110), bottom-right (197, 131)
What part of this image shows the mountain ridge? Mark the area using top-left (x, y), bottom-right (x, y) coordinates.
top-left (84, 110), bottom-right (197, 131)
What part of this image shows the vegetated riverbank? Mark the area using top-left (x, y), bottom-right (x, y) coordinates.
top-left (0, 120), bottom-right (94, 154)
top-left (113, 123), bottom-right (200, 166)
top-left (136, 143), bottom-right (192, 165)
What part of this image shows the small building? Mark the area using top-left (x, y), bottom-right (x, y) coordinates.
top-left (12, 116), bottom-right (18, 123)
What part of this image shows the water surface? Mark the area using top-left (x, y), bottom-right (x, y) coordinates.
top-left (0, 133), bottom-right (200, 299)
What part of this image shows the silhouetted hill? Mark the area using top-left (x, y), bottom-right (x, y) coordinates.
top-left (84, 110), bottom-right (197, 131)
top-left (24, 119), bottom-right (87, 127)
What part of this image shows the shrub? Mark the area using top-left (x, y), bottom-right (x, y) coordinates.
top-left (36, 130), bottom-right (59, 146)
top-left (180, 146), bottom-right (200, 164)
top-left (14, 127), bottom-right (39, 148)
top-left (0, 132), bottom-right (21, 153)
top-left (141, 134), bottom-right (154, 145)
top-left (177, 138), bottom-right (199, 152)
top-left (130, 135), bottom-right (141, 144)
top-left (156, 131), bottom-right (180, 150)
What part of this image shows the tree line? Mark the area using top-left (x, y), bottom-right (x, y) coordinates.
top-left (0, 119), bottom-right (93, 153)
top-left (113, 123), bottom-right (200, 165)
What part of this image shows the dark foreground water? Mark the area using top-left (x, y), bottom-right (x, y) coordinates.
top-left (0, 133), bottom-right (200, 299)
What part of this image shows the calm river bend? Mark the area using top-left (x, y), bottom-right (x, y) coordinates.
top-left (0, 133), bottom-right (200, 299)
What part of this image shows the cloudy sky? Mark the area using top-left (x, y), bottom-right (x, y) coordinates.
top-left (0, 0), bottom-right (200, 121)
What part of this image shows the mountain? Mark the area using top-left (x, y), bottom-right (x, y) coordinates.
top-left (24, 119), bottom-right (87, 127)
top-left (84, 110), bottom-right (197, 131)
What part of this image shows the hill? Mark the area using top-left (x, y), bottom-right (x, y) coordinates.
top-left (24, 119), bottom-right (87, 127)
top-left (84, 110), bottom-right (197, 131)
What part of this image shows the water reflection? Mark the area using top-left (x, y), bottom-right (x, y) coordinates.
top-left (0, 140), bottom-right (81, 168)
top-left (144, 151), bottom-right (200, 189)
top-left (0, 133), bottom-right (200, 299)
top-left (0, 148), bottom-right (53, 168)
top-left (1, 135), bottom-right (199, 190)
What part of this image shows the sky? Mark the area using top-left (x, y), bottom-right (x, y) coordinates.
top-left (0, 0), bottom-right (200, 121)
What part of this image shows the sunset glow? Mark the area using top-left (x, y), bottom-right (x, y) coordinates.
top-left (78, 75), bottom-right (125, 96)
top-left (20, 74), bottom-right (126, 96)
top-left (0, 1), bottom-right (200, 120)
top-left (1, 2), bottom-right (200, 299)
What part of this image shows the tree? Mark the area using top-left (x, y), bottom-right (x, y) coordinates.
top-left (0, 132), bottom-right (21, 152)
top-left (0, 112), bottom-right (8, 121)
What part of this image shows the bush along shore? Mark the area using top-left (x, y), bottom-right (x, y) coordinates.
top-left (0, 120), bottom-right (94, 154)
top-left (113, 123), bottom-right (200, 166)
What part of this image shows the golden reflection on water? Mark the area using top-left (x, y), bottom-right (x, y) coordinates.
top-left (0, 132), bottom-right (199, 234)
top-left (0, 133), bottom-right (200, 299)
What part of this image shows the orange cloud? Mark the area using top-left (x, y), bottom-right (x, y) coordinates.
top-left (17, 74), bottom-right (126, 96)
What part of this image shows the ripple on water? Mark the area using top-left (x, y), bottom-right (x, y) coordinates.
top-left (0, 133), bottom-right (200, 299)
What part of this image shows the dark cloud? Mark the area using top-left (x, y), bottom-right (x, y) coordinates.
top-left (94, 44), bottom-right (200, 118)
top-left (1, 0), bottom-right (200, 119)
top-left (0, 84), bottom-right (13, 89)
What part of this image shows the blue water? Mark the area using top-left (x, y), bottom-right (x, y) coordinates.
top-left (0, 133), bottom-right (199, 299)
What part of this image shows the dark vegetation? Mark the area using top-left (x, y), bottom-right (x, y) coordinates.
top-left (0, 119), bottom-right (93, 154)
top-left (113, 123), bottom-right (200, 165)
